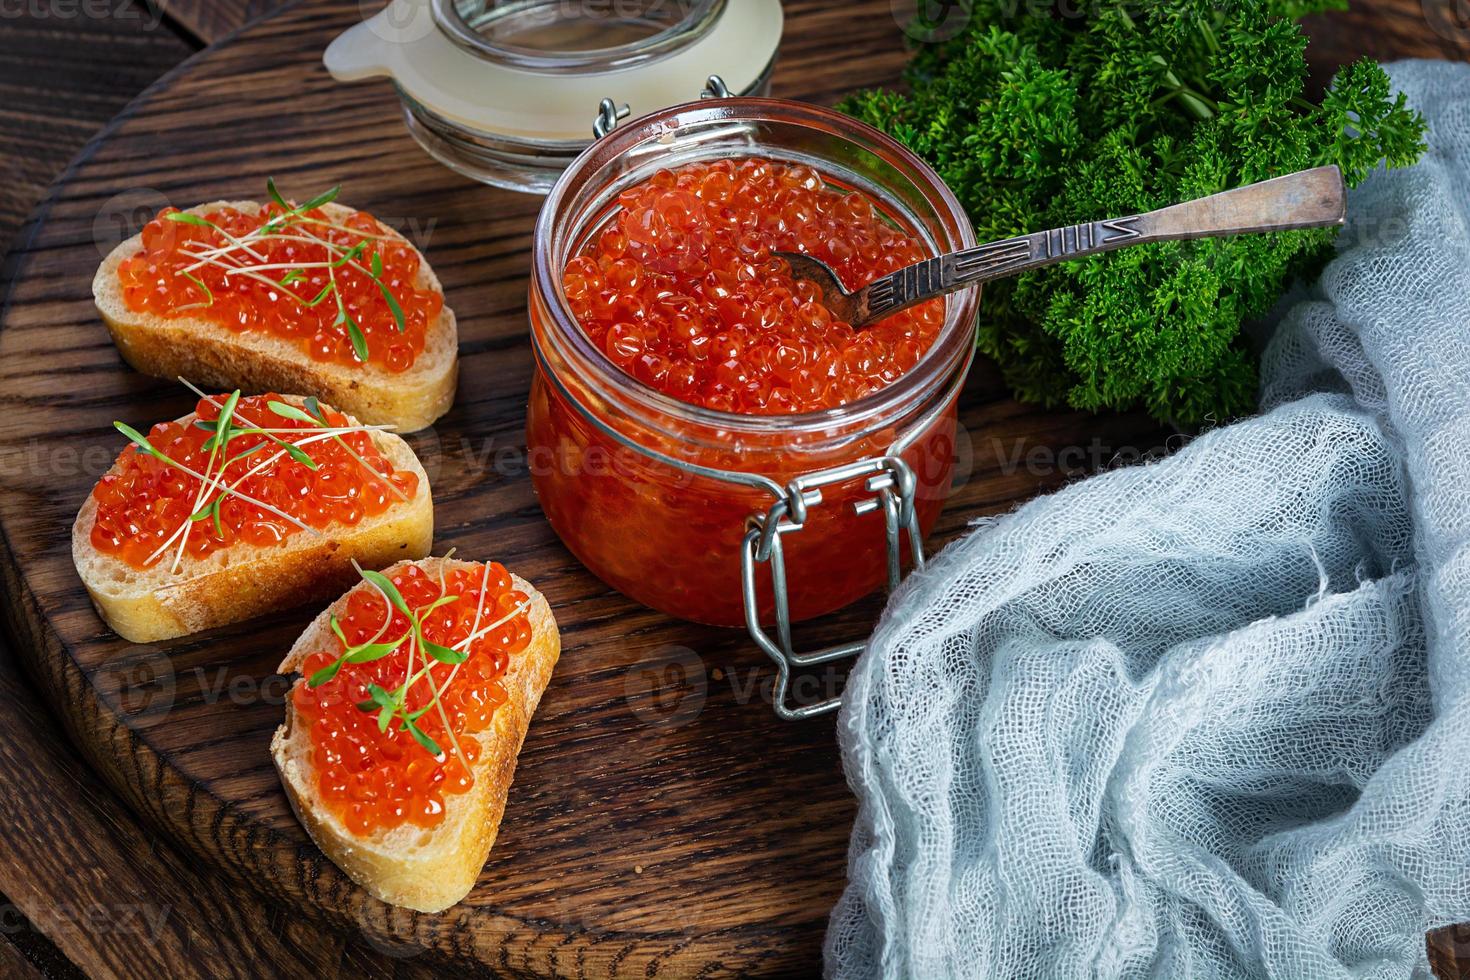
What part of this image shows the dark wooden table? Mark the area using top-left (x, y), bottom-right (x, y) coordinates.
top-left (1, 1), bottom-right (1468, 976)
top-left (0, 9), bottom-right (456, 977)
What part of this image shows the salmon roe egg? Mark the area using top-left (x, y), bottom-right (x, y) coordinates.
top-left (117, 203), bottom-right (442, 372)
top-left (294, 563), bottom-right (533, 836)
top-left (562, 157), bottom-right (946, 414)
top-left (90, 394), bottom-right (419, 570)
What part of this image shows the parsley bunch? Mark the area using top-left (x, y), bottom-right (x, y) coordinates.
top-left (841, 0), bottom-right (1426, 424)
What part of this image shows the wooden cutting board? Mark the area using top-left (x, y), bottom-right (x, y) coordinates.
top-left (0, 0), bottom-right (1246, 974)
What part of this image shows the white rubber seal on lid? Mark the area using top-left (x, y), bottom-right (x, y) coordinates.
top-left (325, 0), bottom-right (784, 144)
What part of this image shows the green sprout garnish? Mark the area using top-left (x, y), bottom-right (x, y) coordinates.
top-left (304, 560), bottom-right (533, 764)
top-left (166, 179), bottom-right (413, 363)
top-left (179, 269), bottom-right (213, 307)
top-left (111, 379), bottom-right (402, 575)
top-left (307, 565), bottom-right (460, 760)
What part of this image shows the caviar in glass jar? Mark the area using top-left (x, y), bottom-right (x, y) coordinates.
top-left (90, 393), bottom-right (419, 569)
top-left (561, 158), bottom-right (946, 414)
top-left (117, 203), bottom-right (442, 372)
top-left (293, 563), bottom-right (533, 836)
top-left (530, 151), bottom-right (970, 627)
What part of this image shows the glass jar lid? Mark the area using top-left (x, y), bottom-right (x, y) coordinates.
top-left (431, 0), bottom-right (730, 73)
top-left (324, 0), bottom-right (783, 193)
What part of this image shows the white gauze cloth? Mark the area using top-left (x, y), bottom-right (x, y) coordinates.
top-left (826, 59), bottom-right (1470, 979)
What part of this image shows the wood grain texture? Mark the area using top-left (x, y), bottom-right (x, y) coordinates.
top-left (0, 3), bottom-right (1161, 974)
top-left (0, 0), bottom-right (197, 257)
top-left (0, 5), bottom-right (316, 977)
top-left (0, 0), bottom-right (1467, 976)
top-left (0, 928), bottom-right (49, 980)
top-left (156, 0), bottom-right (282, 45)
top-left (0, 633), bottom-right (359, 979)
top-left (1434, 925), bottom-right (1470, 980)
top-left (1304, 0), bottom-right (1470, 75)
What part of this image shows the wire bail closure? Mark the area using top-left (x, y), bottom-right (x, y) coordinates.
top-left (532, 327), bottom-right (973, 724)
top-left (593, 75), bottom-right (732, 138)
top-left (741, 457), bottom-right (925, 721)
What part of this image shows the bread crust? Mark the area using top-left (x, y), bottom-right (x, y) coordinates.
top-left (71, 397), bottom-right (434, 643)
top-left (270, 557), bottom-right (560, 913)
top-left (93, 201), bottom-right (457, 433)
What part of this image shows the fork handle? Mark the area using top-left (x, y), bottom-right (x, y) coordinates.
top-left (858, 166), bottom-right (1346, 323)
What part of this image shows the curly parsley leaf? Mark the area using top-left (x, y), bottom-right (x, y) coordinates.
top-left (841, 0), bottom-right (1426, 425)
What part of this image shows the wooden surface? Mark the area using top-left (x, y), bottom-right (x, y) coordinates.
top-left (0, 0), bottom-right (198, 257)
top-left (156, 0), bottom-right (281, 47)
top-left (0, 1), bottom-right (1468, 977)
top-left (0, 8), bottom-right (314, 980)
top-left (0, 5), bottom-right (511, 978)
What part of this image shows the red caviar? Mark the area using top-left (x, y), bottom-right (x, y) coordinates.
top-left (91, 394), bottom-right (418, 569)
top-left (530, 155), bottom-right (965, 626)
top-left (117, 204), bottom-right (442, 372)
top-left (562, 157), bottom-right (945, 413)
top-left (294, 563), bottom-right (532, 836)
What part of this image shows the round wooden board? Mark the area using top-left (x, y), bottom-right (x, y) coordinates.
top-left (6, 0), bottom-right (1379, 975)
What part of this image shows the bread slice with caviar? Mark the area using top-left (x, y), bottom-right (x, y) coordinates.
top-left (92, 196), bottom-right (457, 432)
top-left (271, 556), bottom-right (560, 913)
top-left (72, 392), bottom-right (433, 643)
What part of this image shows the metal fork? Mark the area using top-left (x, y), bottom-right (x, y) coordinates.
top-left (777, 165), bottom-right (1347, 328)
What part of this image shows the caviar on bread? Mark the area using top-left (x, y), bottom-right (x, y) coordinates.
top-left (272, 556), bottom-right (560, 913)
top-left (92, 182), bottom-right (457, 432)
top-left (72, 385), bottom-right (433, 643)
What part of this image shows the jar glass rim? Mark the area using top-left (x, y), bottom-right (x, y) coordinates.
top-left (531, 97), bottom-right (979, 440)
top-left (433, 0), bottom-right (727, 74)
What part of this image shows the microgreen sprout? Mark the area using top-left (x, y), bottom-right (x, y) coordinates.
top-left (164, 180), bottom-right (412, 363)
top-left (304, 559), bottom-right (532, 766)
top-left (179, 269), bottom-right (213, 307)
top-left (310, 564), bottom-right (461, 759)
top-left (110, 379), bottom-right (406, 574)
top-left (265, 399), bottom-right (409, 502)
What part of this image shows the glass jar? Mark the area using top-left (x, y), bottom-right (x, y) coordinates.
top-left (432, 0), bottom-right (728, 71)
top-left (526, 98), bottom-right (978, 638)
top-left (325, 0), bottom-right (781, 193)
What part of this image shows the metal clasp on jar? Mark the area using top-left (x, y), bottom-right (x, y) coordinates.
top-left (592, 75), bottom-right (732, 138)
top-left (741, 456), bottom-right (926, 721)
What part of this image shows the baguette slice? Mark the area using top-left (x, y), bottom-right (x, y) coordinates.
top-left (93, 200), bottom-right (457, 432)
top-left (271, 557), bottom-right (560, 913)
top-left (72, 396), bottom-right (434, 643)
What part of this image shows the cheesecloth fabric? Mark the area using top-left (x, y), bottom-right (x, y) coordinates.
top-left (826, 59), bottom-right (1470, 980)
